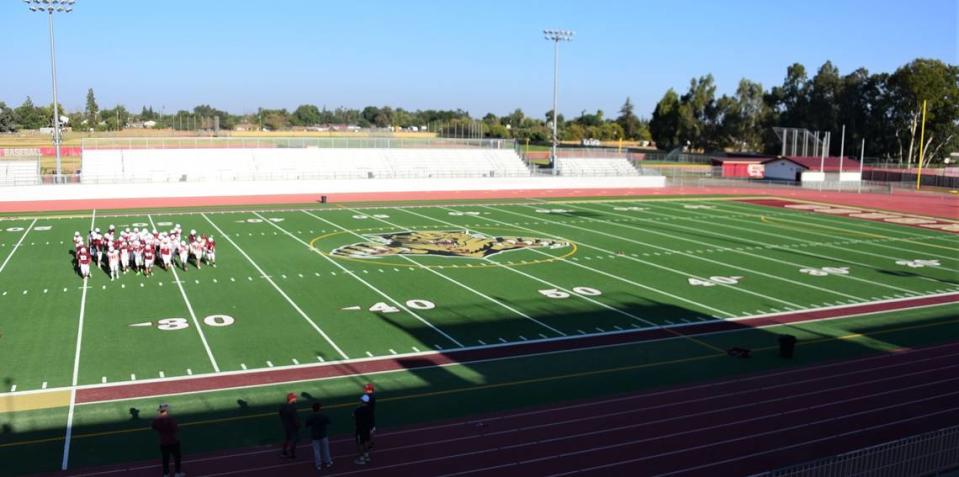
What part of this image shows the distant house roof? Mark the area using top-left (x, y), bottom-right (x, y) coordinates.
top-left (762, 156), bottom-right (861, 172)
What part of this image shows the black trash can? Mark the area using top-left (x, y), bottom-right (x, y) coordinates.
top-left (778, 334), bottom-right (797, 359)
top-left (320, 195), bottom-right (327, 204)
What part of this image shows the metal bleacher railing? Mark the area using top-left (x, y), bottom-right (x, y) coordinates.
top-left (748, 425), bottom-right (959, 477)
top-left (80, 136), bottom-right (515, 151)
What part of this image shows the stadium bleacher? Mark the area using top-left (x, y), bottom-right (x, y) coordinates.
top-left (555, 157), bottom-right (640, 176)
top-left (0, 159), bottom-right (41, 186)
top-left (80, 148), bottom-right (532, 184)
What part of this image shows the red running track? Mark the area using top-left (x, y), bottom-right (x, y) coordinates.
top-left (2, 185), bottom-right (956, 219)
top-left (61, 340), bottom-right (959, 477)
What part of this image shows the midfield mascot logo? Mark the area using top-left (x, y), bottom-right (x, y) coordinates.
top-left (331, 230), bottom-right (569, 259)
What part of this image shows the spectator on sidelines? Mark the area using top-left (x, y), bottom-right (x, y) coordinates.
top-left (364, 383), bottom-right (377, 447)
top-left (305, 402), bottom-right (333, 470)
top-left (151, 403), bottom-right (184, 477)
top-left (279, 392), bottom-right (300, 459)
top-left (353, 394), bottom-right (374, 465)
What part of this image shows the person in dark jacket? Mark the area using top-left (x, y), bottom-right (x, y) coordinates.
top-left (279, 392), bottom-right (300, 459)
top-left (353, 394), bottom-right (374, 465)
top-left (305, 402), bottom-right (333, 470)
top-left (151, 403), bottom-right (184, 477)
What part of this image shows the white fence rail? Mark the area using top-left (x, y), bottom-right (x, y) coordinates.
top-left (750, 425), bottom-right (959, 477)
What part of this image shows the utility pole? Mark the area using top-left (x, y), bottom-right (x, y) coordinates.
top-left (26, 0), bottom-right (75, 183)
top-left (544, 29), bottom-right (574, 166)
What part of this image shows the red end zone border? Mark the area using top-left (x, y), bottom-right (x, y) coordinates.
top-left (73, 293), bottom-right (959, 405)
top-left (738, 198), bottom-right (959, 234)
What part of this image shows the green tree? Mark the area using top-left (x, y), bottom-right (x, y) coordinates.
top-left (887, 58), bottom-right (959, 165)
top-left (0, 102), bottom-right (16, 132)
top-left (291, 104), bottom-right (322, 126)
top-left (14, 97), bottom-right (45, 130)
top-left (616, 97), bottom-right (641, 139)
top-left (85, 88), bottom-right (99, 126)
top-left (650, 89), bottom-right (683, 150)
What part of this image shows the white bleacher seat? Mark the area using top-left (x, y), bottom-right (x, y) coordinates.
top-left (81, 148), bottom-right (531, 183)
top-left (0, 160), bottom-right (40, 186)
top-left (555, 157), bottom-right (640, 176)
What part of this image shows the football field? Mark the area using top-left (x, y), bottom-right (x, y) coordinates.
top-left (0, 196), bottom-right (957, 394)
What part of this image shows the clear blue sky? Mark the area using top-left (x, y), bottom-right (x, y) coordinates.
top-left (1, 0), bottom-right (955, 119)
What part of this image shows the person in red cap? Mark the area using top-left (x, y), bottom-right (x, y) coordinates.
top-left (353, 394), bottom-right (374, 465)
top-left (278, 392), bottom-right (300, 459)
top-left (151, 403), bottom-right (184, 477)
top-left (364, 383), bottom-right (377, 446)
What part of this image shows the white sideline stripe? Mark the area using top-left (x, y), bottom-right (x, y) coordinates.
top-left (61, 209), bottom-right (94, 470)
top-left (262, 210), bottom-right (462, 348)
top-left (612, 202), bottom-right (933, 294)
top-left (149, 215), bottom-right (220, 373)
top-left (471, 205), bottom-right (737, 318)
top-left (403, 206), bottom-right (672, 328)
top-left (60, 347), bottom-right (959, 477)
top-left (316, 208), bottom-right (566, 337)
top-left (512, 203), bottom-right (863, 303)
top-left (6, 293), bottom-right (954, 402)
top-left (203, 213), bottom-right (350, 360)
top-left (0, 218), bottom-right (36, 274)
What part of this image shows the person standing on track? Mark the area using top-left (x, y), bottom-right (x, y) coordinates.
top-left (363, 383), bottom-right (377, 448)
top-left (353, 394), bottom-right (374, 465)
top-left (151, 403), bottom-right (185, 477)
top-left (305, 402), bottom-right (333, 470)
top-left (279, 392), bottom-right (300, 459)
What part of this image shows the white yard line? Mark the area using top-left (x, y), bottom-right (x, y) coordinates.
top-left (563, 203), bottom-right (920, 296)
top-left (399, 207), bottom-right (675, 327)
top-left (494, 204), bottom-right (870, 302)
top-left (148, 215), bottom-right (220, 372)
top-left (202, 213), bottom-right (350, 360)
top-left (705, 202), bottom-right (959, 265)
top-left (308, 208), bottom-right (566, 337)
top-left (253, 211), bottom-right (463, 348)
top-left (0, 218), bottom-right (36, 274)
top-left (463, 207), bottom-right (740, 318)
top-left (61, 210), bottom-right (94, 470)
top-left (494, 206), bottom-right (805, 309)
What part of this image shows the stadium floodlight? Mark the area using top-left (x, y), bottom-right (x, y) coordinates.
top-left (543, 29), bottom-right (574, 166)
top-left (25, 0), bottom-right (76, 184)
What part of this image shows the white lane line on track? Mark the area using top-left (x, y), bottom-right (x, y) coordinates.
top-left (149, 215), bottom-right (220, 373)
top-left (64, 346), bottom-right (959, 477)
top-left (258, 211), bottom-right (463, 348)
top-left (188, 364), bottom-right (959, 477)
top-left (203, 213), bottom-right (350, 360)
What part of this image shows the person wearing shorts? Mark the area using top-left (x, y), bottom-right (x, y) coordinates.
top-left (353, 394), bottom-right (374, 465)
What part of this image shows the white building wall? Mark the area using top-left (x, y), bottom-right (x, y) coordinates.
top-left (763, 160), bottom-right (806, 181)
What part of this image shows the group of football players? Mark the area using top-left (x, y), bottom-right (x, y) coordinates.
top-left (73, 224), bottom-right (217, 280)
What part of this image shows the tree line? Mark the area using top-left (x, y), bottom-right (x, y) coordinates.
top-left (1, 58), bottom-right (954, 164)
top-left (649, 58), bottom-right (957, 165)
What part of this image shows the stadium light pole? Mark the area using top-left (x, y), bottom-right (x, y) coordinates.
top-left (25, 0), bottom-right (75, 184)
top-left (544, 29), bottom-right (573, 165)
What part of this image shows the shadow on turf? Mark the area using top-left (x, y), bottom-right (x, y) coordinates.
top-left (0, 303), bottom-right (956, 476)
